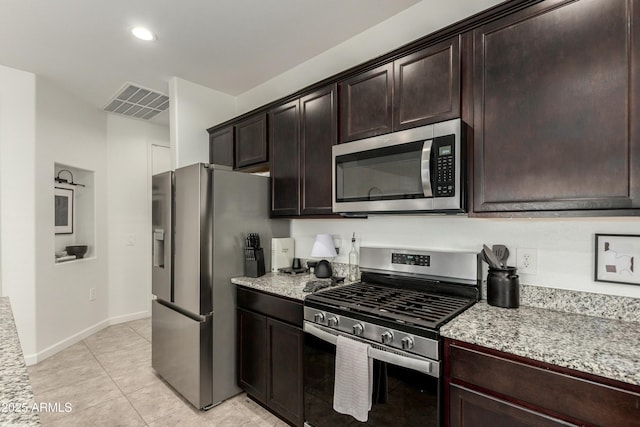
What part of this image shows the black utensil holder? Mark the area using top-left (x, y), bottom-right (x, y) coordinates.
top-left (244, 248), bottom-right (265, 278)
top-left (487, 266), bottom-right (520, 308)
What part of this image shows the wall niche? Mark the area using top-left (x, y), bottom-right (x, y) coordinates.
top-left (54, 163), bottom-right (95, 263)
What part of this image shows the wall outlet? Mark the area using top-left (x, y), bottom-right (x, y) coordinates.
top-left (89, 288), bottom-right (96, 301)
top-left (517, 248), bottom-right (538, 275)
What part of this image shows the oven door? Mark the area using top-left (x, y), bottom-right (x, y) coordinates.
top-left (332, 118), bottom-right (462, 214)
top-left (304, 322), bottom-right (440, 427)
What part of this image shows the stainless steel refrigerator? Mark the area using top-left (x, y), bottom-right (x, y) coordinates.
top-left (151, 163), bottom-right (287, 409)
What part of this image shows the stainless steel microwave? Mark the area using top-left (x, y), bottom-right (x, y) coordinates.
top-left (332, 118), bottom-right (464, 214)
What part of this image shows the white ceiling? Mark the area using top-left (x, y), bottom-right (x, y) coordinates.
top-left (0, 0), bottom-right (426, 124)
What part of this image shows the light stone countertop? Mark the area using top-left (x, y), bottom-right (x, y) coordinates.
top-left (441, 301), bottom-right (640, 387)
top-left (231, 272), bottom-right (354, 301)
top-left (0, 297), bottom-right (40, 426)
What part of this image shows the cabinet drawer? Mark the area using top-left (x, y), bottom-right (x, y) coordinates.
top-left (449, 342), bottom-right (640, 426)
top-left (236, 286), bottom-right (303, 327)
top-left (450, 384), bottom-right (575, 427)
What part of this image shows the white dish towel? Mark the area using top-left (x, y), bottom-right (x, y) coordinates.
top-left (333, 335), bottom-right (372, 422)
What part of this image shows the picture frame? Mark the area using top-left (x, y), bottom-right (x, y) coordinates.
top-left (54, 187), bottom-right (74, 234)
top-left (595, 234), bottom-right (640, 285)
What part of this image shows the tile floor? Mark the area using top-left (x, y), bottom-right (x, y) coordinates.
top-left (27, 318), bottom-right (288, 426)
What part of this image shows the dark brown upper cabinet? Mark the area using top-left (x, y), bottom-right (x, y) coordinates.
top-left (473, 0), bottom-right (640, 214)
top-left (339, 63), bottom-right (393, 143)
top-left (269, 100), bottom-right (300, 217)
top-left (235, 113), bottom-right (268, 169)
top-left (208, 125), bottom-right (234, 167)
top-left (300, 85), bottom-right (337, 216)
top-left (339, 36), bottom-right (461, 143)
top-left (394, 37), bottom-right (461, 131)
top-left (269, 84), bottom-right (338, 217)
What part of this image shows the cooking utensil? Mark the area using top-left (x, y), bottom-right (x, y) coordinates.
top-left (482, 244), bottom-right (502, 269)
top-left (492, 245), bottom-right (509, 267)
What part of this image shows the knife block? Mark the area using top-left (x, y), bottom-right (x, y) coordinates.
top-left (244, 248), bottom-right (265, 278)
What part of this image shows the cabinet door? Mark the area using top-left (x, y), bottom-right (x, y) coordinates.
top-left (450, 385), bottom-right (575, 427)
top-left (473, 0), bottom-right (639, 213)
top-left (394, 37), bottom-right (461, 130)
top-left (235, 113), bottom-right (268, 169)
top-left (339, 63), bottom-right (393, 142)
top-left (209, 126), bottom-right (234, 168)
top-left (300, 84), bottom-right (337, 215)
top-left (269, 100), bottom-right (300, 217)
top-left (267, 318), bottom-right (304, 427)
top-left (237, 308), bottom-right (267, 403)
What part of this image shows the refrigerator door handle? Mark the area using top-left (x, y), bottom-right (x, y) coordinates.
top-left (156, 298), bottom-right (210, 322)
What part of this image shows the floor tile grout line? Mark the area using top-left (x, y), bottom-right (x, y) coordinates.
top-left (83, 324), bottom-right (151, 425)
top-left (31, 340), bottom-right (124, 425)
top-left (29, 341), bottom-right (108, 397)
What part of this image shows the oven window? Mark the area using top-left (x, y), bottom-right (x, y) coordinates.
top-left (335, 141), bottom-right (426, 202)
top-left (304, 333), bottom-right (439, 427)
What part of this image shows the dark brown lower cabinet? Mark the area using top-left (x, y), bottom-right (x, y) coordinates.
top-left (237, 308), bottom-right (267, 403)
top-left (236, 287), bottom-right (304, 426)
top-left (267, 318), bottom-right (304, 426)
top-left (449, 385), bottom-right (574, 427)
top-left (445, 339), bottom-right (640, 427)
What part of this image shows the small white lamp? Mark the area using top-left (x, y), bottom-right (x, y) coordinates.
top-left (310, 234), bottom-right (337, 278)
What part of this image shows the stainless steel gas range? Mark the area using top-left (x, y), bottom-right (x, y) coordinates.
top-left (303, 247), bottom-right (480, 427)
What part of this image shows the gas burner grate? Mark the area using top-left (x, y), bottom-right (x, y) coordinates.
top-left (308, 282), bottom-right (473, 329)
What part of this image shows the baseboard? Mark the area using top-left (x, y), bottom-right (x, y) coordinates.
top-left (108, 310), bottom-right (150, 326)
top-left (24, 310), bottom-right (150, 366)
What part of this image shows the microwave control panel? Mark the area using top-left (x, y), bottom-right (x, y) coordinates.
top-left (433, 135), bottom-right (455, 197)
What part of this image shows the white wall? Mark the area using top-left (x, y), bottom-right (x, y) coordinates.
top-left (106, 115), bottom-right (169, 319)
top-left (169, 77), bottom-right (236, 168)
top-left (0, 65), bottom-right (38, 358)
top-left (235, 0), bottom-right (504, 114)
top-left (292, 216), bottom-right (640, 298)
top-left (34, 76), bottom-right (109, 362)
top-left (1, 66), bottom-right (170, 363)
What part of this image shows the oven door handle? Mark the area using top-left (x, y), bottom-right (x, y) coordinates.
top-left (304, 322), bottom-right (438, 377)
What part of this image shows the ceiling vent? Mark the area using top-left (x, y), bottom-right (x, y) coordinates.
top-left (104, 83), bottom-right (169, 120)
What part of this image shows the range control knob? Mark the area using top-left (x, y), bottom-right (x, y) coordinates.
top-left (381, 331), bottom-right (394, 344)
top-left (352, 323), bottom-right (364, 335)
top-left (313, 312), bottom-right (325, 323)
top-left (401, 337), bottom-right (414, 350)
top-left (327, 316), bottom-right (339, 327)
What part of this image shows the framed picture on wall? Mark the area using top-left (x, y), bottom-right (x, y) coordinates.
top-left (595, 234), bottom-right (640, 285)
top-left (54, 187), bottom-right (73, 234)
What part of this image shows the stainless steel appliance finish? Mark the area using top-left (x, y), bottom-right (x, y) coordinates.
top-left (303, 308), bottom-right (441, 363)
top-left (151, 163), bottom-right (288, 409)
top-left (303, 246), bottom-right (480, 427)
top-left (359, 246), bottom-right (479, 286)
top-left (304, 322), bottom-right (438, 376)
top-left (332, 118), bottom-right (463, 214)
top-left (152, 171), bottom-right (173, 302)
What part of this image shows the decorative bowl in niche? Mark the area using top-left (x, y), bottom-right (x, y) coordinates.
top-left (65, 245), bottom-right (88, 259)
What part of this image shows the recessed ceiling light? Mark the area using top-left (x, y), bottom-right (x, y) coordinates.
top-left (131, 26), bottom-right (156, 41)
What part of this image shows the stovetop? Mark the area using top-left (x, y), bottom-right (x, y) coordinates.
top-left (305, 281), bottom-right (475, 331)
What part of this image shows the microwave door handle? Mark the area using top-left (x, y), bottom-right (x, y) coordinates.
top-left (421, 140), bottom-right (433, 197)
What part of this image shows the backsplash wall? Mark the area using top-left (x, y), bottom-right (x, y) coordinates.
top-left (290, 215), bottom-right (640, 299)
